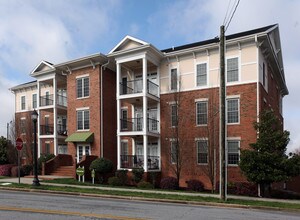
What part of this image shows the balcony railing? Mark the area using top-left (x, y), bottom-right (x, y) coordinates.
top-left (57, 94), bottom-right (67, 107)
top-left (40, 94), bottom-right (54, 107)
top-left (40, 94), bottom-right (67, 107)
top-left (119, 79), bottom-right (159, 97)
top-left (40, 124), bottom-right (54, 135)
top-left (57, 124), bottom-right (67, 136)
top-left (40, 124), bottom-right (67, 136)
top-left (120, 117), bottom-right (159, 133)
top-left (147, 80), bottom-right (159, 97)
top-left (120, 155), bottom-right (159, 170)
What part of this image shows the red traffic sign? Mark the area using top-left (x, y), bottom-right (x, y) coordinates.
top-left (16, 137), bottom-right (23, 151)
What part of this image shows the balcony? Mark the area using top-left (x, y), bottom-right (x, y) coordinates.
top-left (120, 117), bottom-right (159, 133)
top-left (40, 124), bottom-right (54, 135)
top-left (120, 155), bottom-right (159, 170)
top-left (40, 124), bottom-right (67, 136)
top-left (119, 79), bottom-right (159, 97)
top-left (40, 94), bottom-right (67, 107)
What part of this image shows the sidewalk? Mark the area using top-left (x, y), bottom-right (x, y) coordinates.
top-left (0, 177), bottom-right (299, 205)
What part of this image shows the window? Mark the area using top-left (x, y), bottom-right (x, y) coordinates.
top-left (171, 141), bottom-right (178, 164)
top-left (227, 98), bottom-right (239, 124)
top-left (32, 94), bottom-right (37, 109)
top-left (45, 91), bottom-right (50, 105)
top-left (227, 57), bottom-right (239, 82)
top-left (21, 96), bottom-right (26, 110)
top-left (77, 109), bottom-right (90, 130)
top-left (196, 101), bottom-right (208, 125)
top-left (196, 63), bottom-right (207, 86)
top-left (121, 141), bottom-right (128, 162)
top-left (170, 68), bottom-right (178, 90)
top-left (171, 104), bottom-right (178, 127)
top-left (77, 145), bottom-right (90, 162)
top-left (227, 140), bottom-right (240, 165)
top-left (77, 77), bottom-right (89, 98)
top-left (121, 109), bottom-right (128, 130)
top-left (197, 140), bottom-right (208, 164)
top-left (20, 118), bottom-right (26, 134)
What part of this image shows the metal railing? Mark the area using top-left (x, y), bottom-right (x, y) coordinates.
top-left (57, 124), bottom-right (67, 136)
top-left (147, 80), bottom-right (159, 97)
top-left (120, 155), bottom-right (159, 170)
top-left (57, 94), bottom-right (67, 107)
top-left (148, 118), bottom-right (159, 133)
top-left (40, 94), bottom-right (54, 106)
top-left (40, 124), bottom-right (54, 135)
top-left (119, 79), bottom-right (159, 97)
top-left (120, 118), bottom-right (143, 132)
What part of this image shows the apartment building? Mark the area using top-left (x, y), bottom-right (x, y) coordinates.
top-left (10, 24), bottom-right (288, 189)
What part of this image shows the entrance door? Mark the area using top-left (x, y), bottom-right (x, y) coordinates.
top-left (77, 144), bottom-right (90, 163)
top-left (147, 109), bottom-right (157, 132)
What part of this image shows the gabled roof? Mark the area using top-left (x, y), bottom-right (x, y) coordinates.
top-left (108, 35), bottom-right (149, 54)
top-left (10, 80), bottom-right (37, 92)
top-left (30, 60), bottom-right (54, 75)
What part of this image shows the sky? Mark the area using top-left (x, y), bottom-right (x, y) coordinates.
top-left (0, 0), bottom-right (299, 152)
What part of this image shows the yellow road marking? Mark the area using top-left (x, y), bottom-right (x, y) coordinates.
top-left (0, 205), bottom-right (147, 220)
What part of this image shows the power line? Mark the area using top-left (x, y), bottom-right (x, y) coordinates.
top-left (225, 0), bottom-right (241, 32)
top-left (223, 0), bottom-right (232, 26)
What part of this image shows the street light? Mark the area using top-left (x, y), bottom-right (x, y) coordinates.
top-left (31, 109), bottom-right (40, 186)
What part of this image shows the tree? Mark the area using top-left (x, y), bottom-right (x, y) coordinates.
top-left (0, 136), bottom-right (9, 165)
top-left (239, 110), bottom-right (290, 197)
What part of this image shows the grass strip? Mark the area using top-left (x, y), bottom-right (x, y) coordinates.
top-left (1, 183), bottom-right (300, 211)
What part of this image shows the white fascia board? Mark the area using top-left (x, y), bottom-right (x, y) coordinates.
top-left (108, 35), bottom-right (149, 54)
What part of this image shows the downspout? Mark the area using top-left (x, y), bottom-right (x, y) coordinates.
top-left (100, 59), bottom-right (110, 158)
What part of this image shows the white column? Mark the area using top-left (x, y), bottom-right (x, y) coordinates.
top-left (37, 80), bottom-right (41, 157)
top-left (157, 66), bottom-right (160, 98)
top-left (117, 62), bottom-right (121, 169)
top-left (117, 136), bottom-right (121, 169)
top-left (142, 56), bottom-right (148, 171)
top-left (143, 135), bottom-right (148, 171)
top-left (53, 77), bottom-right (57, 155)
top-left (158, 138), bottom-right (161, 171)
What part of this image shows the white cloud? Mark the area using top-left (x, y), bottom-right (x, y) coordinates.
top-left (149, 0), bottom-right (300, 152)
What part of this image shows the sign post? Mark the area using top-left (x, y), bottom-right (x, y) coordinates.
top-left (76, 166), bottom-right (84, 182)
top-left (15, 138), bottom-right (23, 184)
top-left (91, 169), bottom-right (95, 184)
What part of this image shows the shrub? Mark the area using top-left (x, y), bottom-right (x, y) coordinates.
top-left (10, 166), bottom-right (24, 177)
top-left (115, 169), bottom-right (128, 185)
top-left (132, 168), bottom-right (144, 183)
top-left (90, 158), bottom-right (113, 183)
top-left (227, 182), bottom-right (257, 196)
top-left (137, 181), bottom-right (154, 189)
top-left (186, 179), bottom-right (205, 192)
top-left (0, 164), bottom-right (14, 176)
top-left (160, 177), bottom-right (178, 190)
top-left (108, 176), bottom-right (123, 186)
top-left (22, 164), bottom-right (33, 176)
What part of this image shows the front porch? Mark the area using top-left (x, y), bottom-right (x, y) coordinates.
top-left (120, 155), bottom-right (159, 170)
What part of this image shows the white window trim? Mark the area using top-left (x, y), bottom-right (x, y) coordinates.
top-left (195, 100), bottom-right (208, 126)
top-left (76, 75), bottom-right (90, 99)
top-left (170, 140), bottom-right (178, 164)
top-left (195, 61), bottom-right (209, 88)
top-left (226, 137), bottom-right (241, 166)
top-left (226, 97), bottom-right (240, 125)
top-left (196, 138), bottom-right (208, 165)
top-left (169, 65), bottom-right (179, 91)
top-left (20, 95), bottom-right (26, 111)
top-left (170, 104), bottom-right (178, 128)
top-left (32, 93), bottom-right (37, 109)
top-left (76, 108), bottom-right (90, 131)
top-left (76, 144), bottom-right (91, 163)
top-left (226, 56), bottom-right (240, 84)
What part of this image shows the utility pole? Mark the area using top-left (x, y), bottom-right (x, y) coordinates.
top-left (219, 25), bottom-right (227, 201)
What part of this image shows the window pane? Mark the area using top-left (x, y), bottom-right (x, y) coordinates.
top-left (85, 146), bottom-right (90, 156)
top-left (197, 63), bottom-right (207, 86)
top-left (84, 110), bottom-right (90, 129)
top-left (227, 99), bottom-right (239, 123)
top-left (21, 96), bottom-right (26, 110)
top-left (171, 69), bottom-right (177, 90)
top-left (171, 105), bottom-right (177, 127)
top-left (196, 102), bottom-right (208, 125)
top-left (228, 141), bottom-right (239, 165)
top-left (77, 78), bottom-right (83, 98)
top-left (32, 94), bottom-right (37, 108)
top-left (171, 142), bottom-right (177, 163)
top-left (197, 141), bottom-right (208, 164)
top-left (77, 111), bottom-right (83, 130)
top-left (121, 110), bottom-right (128, 129)
top-left (227, 58), bottom-right (239, 82)
top-left (83, 78), bottom-right (89, 97)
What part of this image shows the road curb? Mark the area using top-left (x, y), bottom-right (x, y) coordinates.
top-left (1, 186), bottom-right (299, 214)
